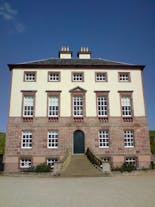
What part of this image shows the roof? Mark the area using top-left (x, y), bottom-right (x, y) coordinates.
top-left (8, 58), bottom-right (145, 70)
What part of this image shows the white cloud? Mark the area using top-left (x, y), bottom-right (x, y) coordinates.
top-left (0, 2), bottom-right (17, 20)
top-left (0, 1), bottom-right (25, 33)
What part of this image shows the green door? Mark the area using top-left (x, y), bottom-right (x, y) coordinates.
top-left (73, 130), bottom-right (85, 154)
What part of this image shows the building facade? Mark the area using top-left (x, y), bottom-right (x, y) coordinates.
top-left (4, 47), bottom-right (151, 172)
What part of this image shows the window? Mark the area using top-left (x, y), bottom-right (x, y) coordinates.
top-left (119, 73), bottom-right (130, 82)
top-left (121, 96), bottom-right (132, 117)
top-left (21, 130), bottom-right (32, 148)
top-left (99, 130), bottom-right (109, 148)
top-left (48, 96), bottom-right (59, 117)
top-left (124, 130), bottom-right (134, 148)
top-left (47, 130), bottom-right (58, 148)
top-left (73, 96), bottom-right (83, 117)
top-left (101, 157), bottom-right (111, 163)
top-left (96, 73), bottom-right (107, 82)
top-left (72, 73), bottom-right (84, 82)
top-left (125, 157), bottom-right (136, 167)
top-left (20, 159), bottom-right (32, 168)
top-left (23, 96), bottom-right (34, 117)
top-left (48, 72), bottom-right (60, 82)
top-left (24, 72), bottom-right (36, 82)
top-left (97, 96), bottom-right (108, 117)
top-left (47, 158), bottom-right (58, 169)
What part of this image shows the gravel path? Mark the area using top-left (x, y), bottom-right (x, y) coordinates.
top-left (0, 173), bottom-right (155, 207)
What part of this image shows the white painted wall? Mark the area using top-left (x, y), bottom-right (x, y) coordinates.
top-left (9, 68), bottom-right (146, 117)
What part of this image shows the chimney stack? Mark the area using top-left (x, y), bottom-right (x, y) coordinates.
top-left (59, 46), bottom-right (72, 59)
top-left (77, 47), bottom-right (91, 59)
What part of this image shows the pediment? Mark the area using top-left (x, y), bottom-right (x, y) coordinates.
top-left (69, 86), bottom-right (87, 93)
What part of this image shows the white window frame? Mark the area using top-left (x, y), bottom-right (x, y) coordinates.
top-left (125, 157), bottom-right (136, 167)
top-left (124, 130), bottom-right (134, 148)
top-left (99, 130), bottom-right (109, 148)
top-left (47, 130), bottom-right (58, 148)
top-left (119, 73), bottom-right (130, 82)
top-left (121, 96), bottom-right (132, 117)
top-left (21, 130), bottom-right (32, 149)
top-left (47, 158), bottom-right (58, 169)
top-left (23, 96), bottom-right (34, 117)
top-left (48, 72), bottom-right (60, 82)
top-left (72, 73), bottom-right (83, 82)
top-left (96, 73), bottom-right (107, 82)
top-left (24, 72), bottom-right (36, 82)
top-left (48, 96), bottom-right (59, 117)
top-left (73, 96), bottom-right (83, 117)
top-left (20, 159), bottom-right (32, 168)
top-left (97, 96), bottom-right (108, 117)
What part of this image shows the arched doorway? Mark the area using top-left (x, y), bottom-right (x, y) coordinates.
top-left (73, 130), bottom-right (85, 154)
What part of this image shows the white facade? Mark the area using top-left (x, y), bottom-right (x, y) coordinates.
top-left (10, 68), bottom-right (145, 117)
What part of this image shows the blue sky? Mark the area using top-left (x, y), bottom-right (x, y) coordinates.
top-left (0, 0), bottom-right (155, 132)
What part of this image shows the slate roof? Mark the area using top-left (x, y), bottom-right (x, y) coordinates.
top-left (20, 58), bottom-right (132, 66)
top-left (8, 58), bottom-right (145, 70)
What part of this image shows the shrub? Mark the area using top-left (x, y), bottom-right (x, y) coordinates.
top-left (112, 163), bottom-right (136, 172)
top-left (35, 163), bottom-right (51, 172)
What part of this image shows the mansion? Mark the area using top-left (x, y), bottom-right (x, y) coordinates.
top-left (4, 47), bottom-right (151, 172)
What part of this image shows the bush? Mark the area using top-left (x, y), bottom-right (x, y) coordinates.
top-left (35, 163), bottom-right (51, 172)
top-left (0, 133), bottom-right (5, 154)
top-left (112, 163), bottom-right (136, 172)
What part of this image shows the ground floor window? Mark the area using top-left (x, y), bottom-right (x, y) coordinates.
top-left (47, 130), bottom-right (58, 148)
top-left (98, 130), bottom-right (109, 148)
top-left (125, 157), bottom-right (136, 167)
top-left (47, 158), bottom-right (58, 169)
top-left (20, 159), bottom-right (32, 168)
top-left (101, 157), bottom-right (111, 163)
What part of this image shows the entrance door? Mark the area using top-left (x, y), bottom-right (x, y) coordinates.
top-left (73, 130), bottom-right (85, 154)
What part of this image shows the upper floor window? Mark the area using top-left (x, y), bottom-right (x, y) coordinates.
top-left (48, 96), bottom-right (59, 117)
top-left (48, 72), bottom-right (60, 82)
top-left (47, 130), bottom-right (58, 148)
top-left (73, 96), bottom-right (83, 117)
top-left (124, 130), bottom-right (134, 148)
top-left (24, 72), bottom-right (36, 82)
top-left (98, 130), bottom-right (109, 148)
top-left (23, 96), bottom-right (34, 117)
top-left (96, 72), bottom-right (107, 82)
top-left (97, 96), bottom-right (108, 117)
top-left (21, 130), bottom-right (32, 148)
top-left (121, 96), bottom-right (132, 117)
top-left (119, 72), bottom-right (130, 82)
top-left (72, 72), bottom-right (84, 82)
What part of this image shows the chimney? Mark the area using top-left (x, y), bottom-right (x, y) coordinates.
top-left (59, 46), bottom-right (72, 59)
top-left (77, 47), bottom-right (91, 59)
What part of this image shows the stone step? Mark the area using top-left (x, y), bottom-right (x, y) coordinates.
top-left (61, 155), bottom-right (103, 177)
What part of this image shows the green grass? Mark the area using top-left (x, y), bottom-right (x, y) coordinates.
top-left (149, 130), bottom-right (155, 154)
top-left (0, 133), bottom-right (5, 155)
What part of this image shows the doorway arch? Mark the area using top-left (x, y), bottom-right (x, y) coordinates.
top-left (73, 130), bottom-right (85, 154)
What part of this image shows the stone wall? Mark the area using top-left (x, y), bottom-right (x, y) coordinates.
top-left (4, 116), bottom-right (151, 172)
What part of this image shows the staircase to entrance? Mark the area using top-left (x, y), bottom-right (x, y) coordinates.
top-left (61, 154), bottom-right (103, 177)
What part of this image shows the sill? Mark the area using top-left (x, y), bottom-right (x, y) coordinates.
top-left (23, 117), bottom-right (33, 122)
top-left (73, 117), bottom-right (84, 122)
top-left (99, 146), bottom-right (109, 149)
top-left (21, 147), bottom-right (32, 149)
top-left (122, 117), bottom-right (133, 122)
top-left (98, 117), bottom-right (108, 122)
top-left (48, 147), bottom-right (58, 149)
top-left (124, 146), bottom-right (134, 148)
top-left (48, 117), bottom-right (59, 122)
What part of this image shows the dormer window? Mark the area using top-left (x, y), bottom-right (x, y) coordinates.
top-left (24, 72), bottom-right (36, 82)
